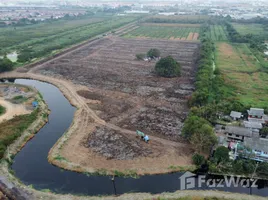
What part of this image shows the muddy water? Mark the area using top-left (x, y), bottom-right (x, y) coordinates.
top-left (7, 79), bottom-right (268, 196)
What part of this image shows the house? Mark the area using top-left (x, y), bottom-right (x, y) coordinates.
top-left (224, 126), bottom-right (254, 142)
top-left (248, 108), bottom-right (264, 118)
top-left (243, 138), bottom-right (268, 162)
top-left (243, 121), bottom-right (263, 132)
top-left (230, 111), bottom-right (242, 120)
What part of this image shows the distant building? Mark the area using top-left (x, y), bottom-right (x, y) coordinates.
top-left (225, 126), bottom-right (254, 142)
top-left (247, 108), bottom-right (265, 124)
top-left (243, 121), bottom-right (263, 132)
top-left (230, 111), bottom-right (242, 120)
top-left (242, 138), bottom-right (268, 162)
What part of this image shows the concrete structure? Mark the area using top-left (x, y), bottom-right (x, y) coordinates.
top-left (225, 126), bottom-right (253, 142)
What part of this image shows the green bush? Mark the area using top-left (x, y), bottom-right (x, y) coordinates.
top-left (0, 104), bottom-right (6, 115)
top-left (155, 56), bottom-right (181, 78)
top-left (192, 153), bottom-right (205, 166)
top-left (147, 48), bottom-right (160, 58)
top-left (214, 146), bottom-right (229, 164)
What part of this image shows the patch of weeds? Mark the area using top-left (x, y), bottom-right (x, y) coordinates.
top-left (28, 184), bottom-right (34, 189)
top-left (40, 188), bottom-right (51, 193)
top-left (54, 155), bottom-right (67, 161)
top-left (113, 170), bottom-right (125, 177)
top-left (96, 168), bottom-right (108, 176)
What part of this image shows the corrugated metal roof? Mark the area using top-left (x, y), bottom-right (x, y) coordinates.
top-left (225, 126), bottom-right (252, 137)
top-left (244, 138), bottom-right (268, 153)
top-left (248, 108), bottom-right (264, 116)
top-left (230, 111), bottom-right (242, 118)
top-left (244, 121), bottom-right (263, 129)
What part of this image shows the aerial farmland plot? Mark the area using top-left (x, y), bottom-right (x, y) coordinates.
top-left (123, 23), bottom-right (200, 40)
top-left (37, 36), bottom-right (200, 173)
top-left (216, 42), bottom-right (268, 107)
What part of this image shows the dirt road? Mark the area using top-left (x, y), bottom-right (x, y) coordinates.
top-left (0, 98), bottom-right (31, 123)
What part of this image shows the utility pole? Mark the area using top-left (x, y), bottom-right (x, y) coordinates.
top-left (249, 162), bottom-right (259, 195)
top-left (111, 175), bottom-right (117, 196)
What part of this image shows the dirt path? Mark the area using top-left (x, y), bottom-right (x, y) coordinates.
top-left (0, 98), bottom-right (31, 123)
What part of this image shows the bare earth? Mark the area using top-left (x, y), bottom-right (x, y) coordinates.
top-left (0, 98), bottom-right (31, 123)
top-left (0, 37), bottom-right (200, 175)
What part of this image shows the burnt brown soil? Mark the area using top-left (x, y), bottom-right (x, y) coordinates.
top-left (30, 36), bottom-right (200, 173)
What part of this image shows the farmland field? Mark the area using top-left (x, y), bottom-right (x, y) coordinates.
top-left (123, 23), bottom-right (200, 40)
top-left (207, 25), bottom-right (228, 41)
top-left (36, 37), bottom-right (200, 173)
top-left (144, 15), bottom-right (210, 24)
top-left (232, 23), bottom-right (268, 38)
top-left (0, 15), bottom-right (139, 61)
top-left (216, 42), bottom-right (268, 107)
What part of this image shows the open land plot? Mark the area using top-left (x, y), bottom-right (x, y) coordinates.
top-left (0, 16), bottom-right (138, 61)
top-left (37, 37), bottom-right (200, 173)
top-left (123, 24), bottom-right (200, 40)
top-left (232, 23), bottom-right (268, 39)
top-left (216, 42), bottom-right (268, 107)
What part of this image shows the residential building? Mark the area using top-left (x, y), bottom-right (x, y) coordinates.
top-left (241, 138), bottom-right (268, 162)
top-left (230, 111), bottom-right (242, 120)
top-left (224, 126), bottom-right (254, 142)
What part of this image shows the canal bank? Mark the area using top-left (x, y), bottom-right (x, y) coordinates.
top-left (0, 77), bottom-right (268, 199)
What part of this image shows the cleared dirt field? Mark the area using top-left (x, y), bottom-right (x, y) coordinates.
top-left (34, 36), bottom-right (200, 173)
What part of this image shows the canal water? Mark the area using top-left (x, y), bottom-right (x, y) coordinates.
top-left (2, 79), bottom-right (267, 196)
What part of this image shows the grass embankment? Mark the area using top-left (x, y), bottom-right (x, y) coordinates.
top-left (123, 23), bottom-right (200, 40)
top-left (0, 108), bottom-right (39, 159)
top-left (0, 104), bottom-right (6, 116)
top-left (215, 42), bottom-right (268, 107)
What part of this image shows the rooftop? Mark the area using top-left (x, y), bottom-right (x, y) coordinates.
top-left (225, 126), bottom-right (252, 137)
top-left (244, 138), bottom-right (268, 153)
top-left (244, 121), bottom-right (263, 129)
top-left (248, 108), bottom-right (264, 117)
top-left (230, 111), bottom-right (242, 118)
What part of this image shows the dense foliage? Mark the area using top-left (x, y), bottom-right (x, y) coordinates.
top-left (0, 57), bottom-right (13, 72)
top-left (155, 56), bottom-right (181, 78)
top-left (0, 104), bottom-right (5, 115)
top-left (213, 146), bottom-right (229, 164)
top-left (182, 116), bottom-right (217, 153)
top-left (192, 153), bottom-right (205, 166)
top-left (260, 127), bottom-right (268, 138)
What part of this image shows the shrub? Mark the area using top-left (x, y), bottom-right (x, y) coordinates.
top-left (147, 48), bottom-right (160, 58)
top-left (214, 146), bottom-right (229, 164)
top-left (136, 53), bottom-right (145, 60)
top-left (155, 56), bottom-right (181, 78)
top-left (0, 104), bottom-right (6, 115)
top-left (192, 153), bottom-right (205, 166)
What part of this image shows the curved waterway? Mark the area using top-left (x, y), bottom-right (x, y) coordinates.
top-left (4, 79), bottom-right (268, 196)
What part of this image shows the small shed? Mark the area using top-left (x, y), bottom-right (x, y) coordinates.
top-left (230, 111), bottom-right (242, 120)
top-left (32, 101), bottom-right (38, 108)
